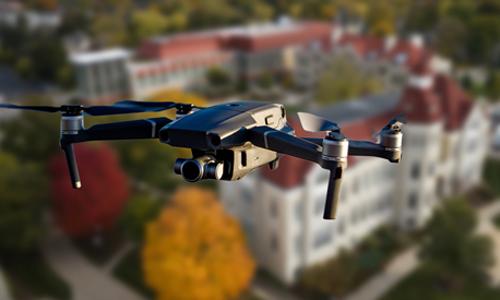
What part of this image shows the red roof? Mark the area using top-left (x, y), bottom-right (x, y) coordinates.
top-left (339, 34), bottom-right (384, 57)
top-left (384, 39), bottom-right (429, 69)
top-left (397, 85), bottom-right (442, 123)
top-left (138, 33), bottom-right (223, 60)
top-left (222, 22), bottom-right (332, 52)
top-left (433, 74), bottom-right (473, 130)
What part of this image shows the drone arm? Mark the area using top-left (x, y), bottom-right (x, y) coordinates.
top-left (304, 138), bottom-right (401, 163)
top-left (348, 140), bottom-right (401, 162)
top-left (62, 117), bottom-right (172, 144)
top-left (59, 117), bottom-right (172, 189)
top-left (247, 126), bottom-right (322, 163)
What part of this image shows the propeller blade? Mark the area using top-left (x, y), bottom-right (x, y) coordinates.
top-left (297, 112), bottom-right (339, 132)
top-left (0, 100), bottom-right (201, 116)
top-left (376, 114), bottom-right (406, 137)
top-left (0, 103), bottom-right (60, 113)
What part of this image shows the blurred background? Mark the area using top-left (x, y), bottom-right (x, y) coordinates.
top-left (0, 0), bottom-right (500, 300)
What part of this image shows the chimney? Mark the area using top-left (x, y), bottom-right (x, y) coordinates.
top-left (408, 55), bottom-right (433, 90)
top-left (331, 26), bottom-right (344, 43)
top-left (384, 35), bottom-right (397, 51)
top-left (409, 34), bottom-right (423, 49)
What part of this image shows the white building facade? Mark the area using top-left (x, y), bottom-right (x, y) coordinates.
top-left (220, 54), bottom-right (489, 284)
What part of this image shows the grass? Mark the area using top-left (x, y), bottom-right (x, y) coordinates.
top-left (2, 251), bottom-right (71, 300)
top-left (295, 226), bottom-right (411, 298)
top-left (381, 265), bottom-right (500, 300)
top-left (113, 246), bottom-right (155, 299)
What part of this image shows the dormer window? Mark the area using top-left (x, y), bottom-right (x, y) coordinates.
top-left (395, 53), bottom-right (407, 65)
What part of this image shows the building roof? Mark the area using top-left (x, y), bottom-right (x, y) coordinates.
top-left (224, 21), bottom-right (332, 52)
top-left (138, 21), bottom-right (333, 60)
top-left (433, 74), bottom-right (473, 130)
top-left (70, 48), bottom-right (130, 64)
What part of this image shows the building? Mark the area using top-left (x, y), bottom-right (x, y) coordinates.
top-left (70, 48), bottom-right (131, 103)
top-left (219, 37), bottom-right (489, 284)
top-left (129, 31), bottom-right (235, 98)
top-left (0, 1), bottom-right (61, 30)
top-left (70, 20), bottom-right (336, 102)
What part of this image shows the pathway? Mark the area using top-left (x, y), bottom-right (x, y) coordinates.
top-left (343, 246), bottom-right (419, 300)
top-left (476, 200), bottom-right (500, 285)
top-left (41, 226), bottom-right (145, 300)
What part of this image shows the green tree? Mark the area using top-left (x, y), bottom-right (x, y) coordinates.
top-left (119, 193), bottom-right (163, 242)
top-left (485, 70), bottom-right (500, 100)
top-left (420, 198), bottom-right (493, 287)
top-left (131, 7), bottom-right (168, 42)
top-left (1, 99), bottom-right (60, 163)
top-left (112, 140), bottom-right (181, 191)
top-left (433, 17), bottom-right (467, 61)
top-left (316, 54), bottom-right (383, 105)
top-left (206, 67), bottom-right (231, 87)
top-left (0, 152), bottom-right (47, 253)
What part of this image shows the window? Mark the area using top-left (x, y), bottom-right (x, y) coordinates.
top-left (241, 187), bottom-right (252, 204)
top-left (270, 234), bottom-right (279, 251)
top-left (406, 218), bottom-right (415, 229)
top-left (337, 218), bottom-right (345, 236)
top-left (408, 193), bottom-right (418, 209)
top-left (411, 163), bottom-right (420, 179)
top-left (313, 228), bottom-right (333, 249)
top-left (295, 200), bottom-right (304, 221)
top-left (315, 196), bottom-right (324, 215)
top-left (270, 200), bottom-right (278, 218)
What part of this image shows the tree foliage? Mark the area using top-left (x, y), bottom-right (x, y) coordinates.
top-left (420, 198), bottom-right (493, 287)
top-left (0, 152), bottom-right (47, 253)
top-left (0, 98), bottom-right (60, 163)
top-left (119, 193), bottom-right (163, 242)
top-left (142, 187), bottom-right (255, 300)
top-left (0, 23), bottom-right (72, 86)
top-left (316, 54), bottom-right (384, 105)
top-left (49, 143), bottom-right (130, 237)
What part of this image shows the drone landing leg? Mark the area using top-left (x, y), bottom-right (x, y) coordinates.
top-left (61, 143), bottom-right (81, 189)
top-left (324, 167), bottom-right (343, 220)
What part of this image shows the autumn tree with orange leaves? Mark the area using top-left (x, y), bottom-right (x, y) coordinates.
top-left (142, 187), bottom-right (255, 300)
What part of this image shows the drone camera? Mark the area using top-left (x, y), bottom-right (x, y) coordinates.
top-left (174, 156), bottom-right (224, 182)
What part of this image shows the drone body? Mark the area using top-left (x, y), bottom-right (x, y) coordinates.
top-left (0, 100), bottom-right (404, 220)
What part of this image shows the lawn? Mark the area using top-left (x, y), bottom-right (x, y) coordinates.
top-left (113, 246), bottom-right (155, 299)
top-left (295, 226), bottom-right (411, 298)
top-left (2, 251), bottom-right (71, 300)
top-left (381, 265), bottom-right (500, 300)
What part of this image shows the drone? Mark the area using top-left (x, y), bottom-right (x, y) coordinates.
top-left (0, 100), bottom-right (404, 220)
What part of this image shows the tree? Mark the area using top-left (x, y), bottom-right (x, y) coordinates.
top-left (119, 193), bottom-right (163, 242)
top-left (0, 152), bottom-right (47, 253)
top-left (420, 198), bottom-right (493, 288)
top-left (131, 7), bottom-right (168, 42)
top-left (49, 143), bottom-right (130, 237)
top-left (316, 54), bottom-right (383, 105)
top-left (0, 98), bottom-right (60, 163)
top-left (206, 67), bottom-right (231, 87)
top-left (485, 70), bottom-right (500, 101)
top-left (142, 187), bottom-right (255, 300)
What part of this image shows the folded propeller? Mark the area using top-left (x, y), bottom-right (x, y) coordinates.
top-left (0, 100), bottom-right (202, 116)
